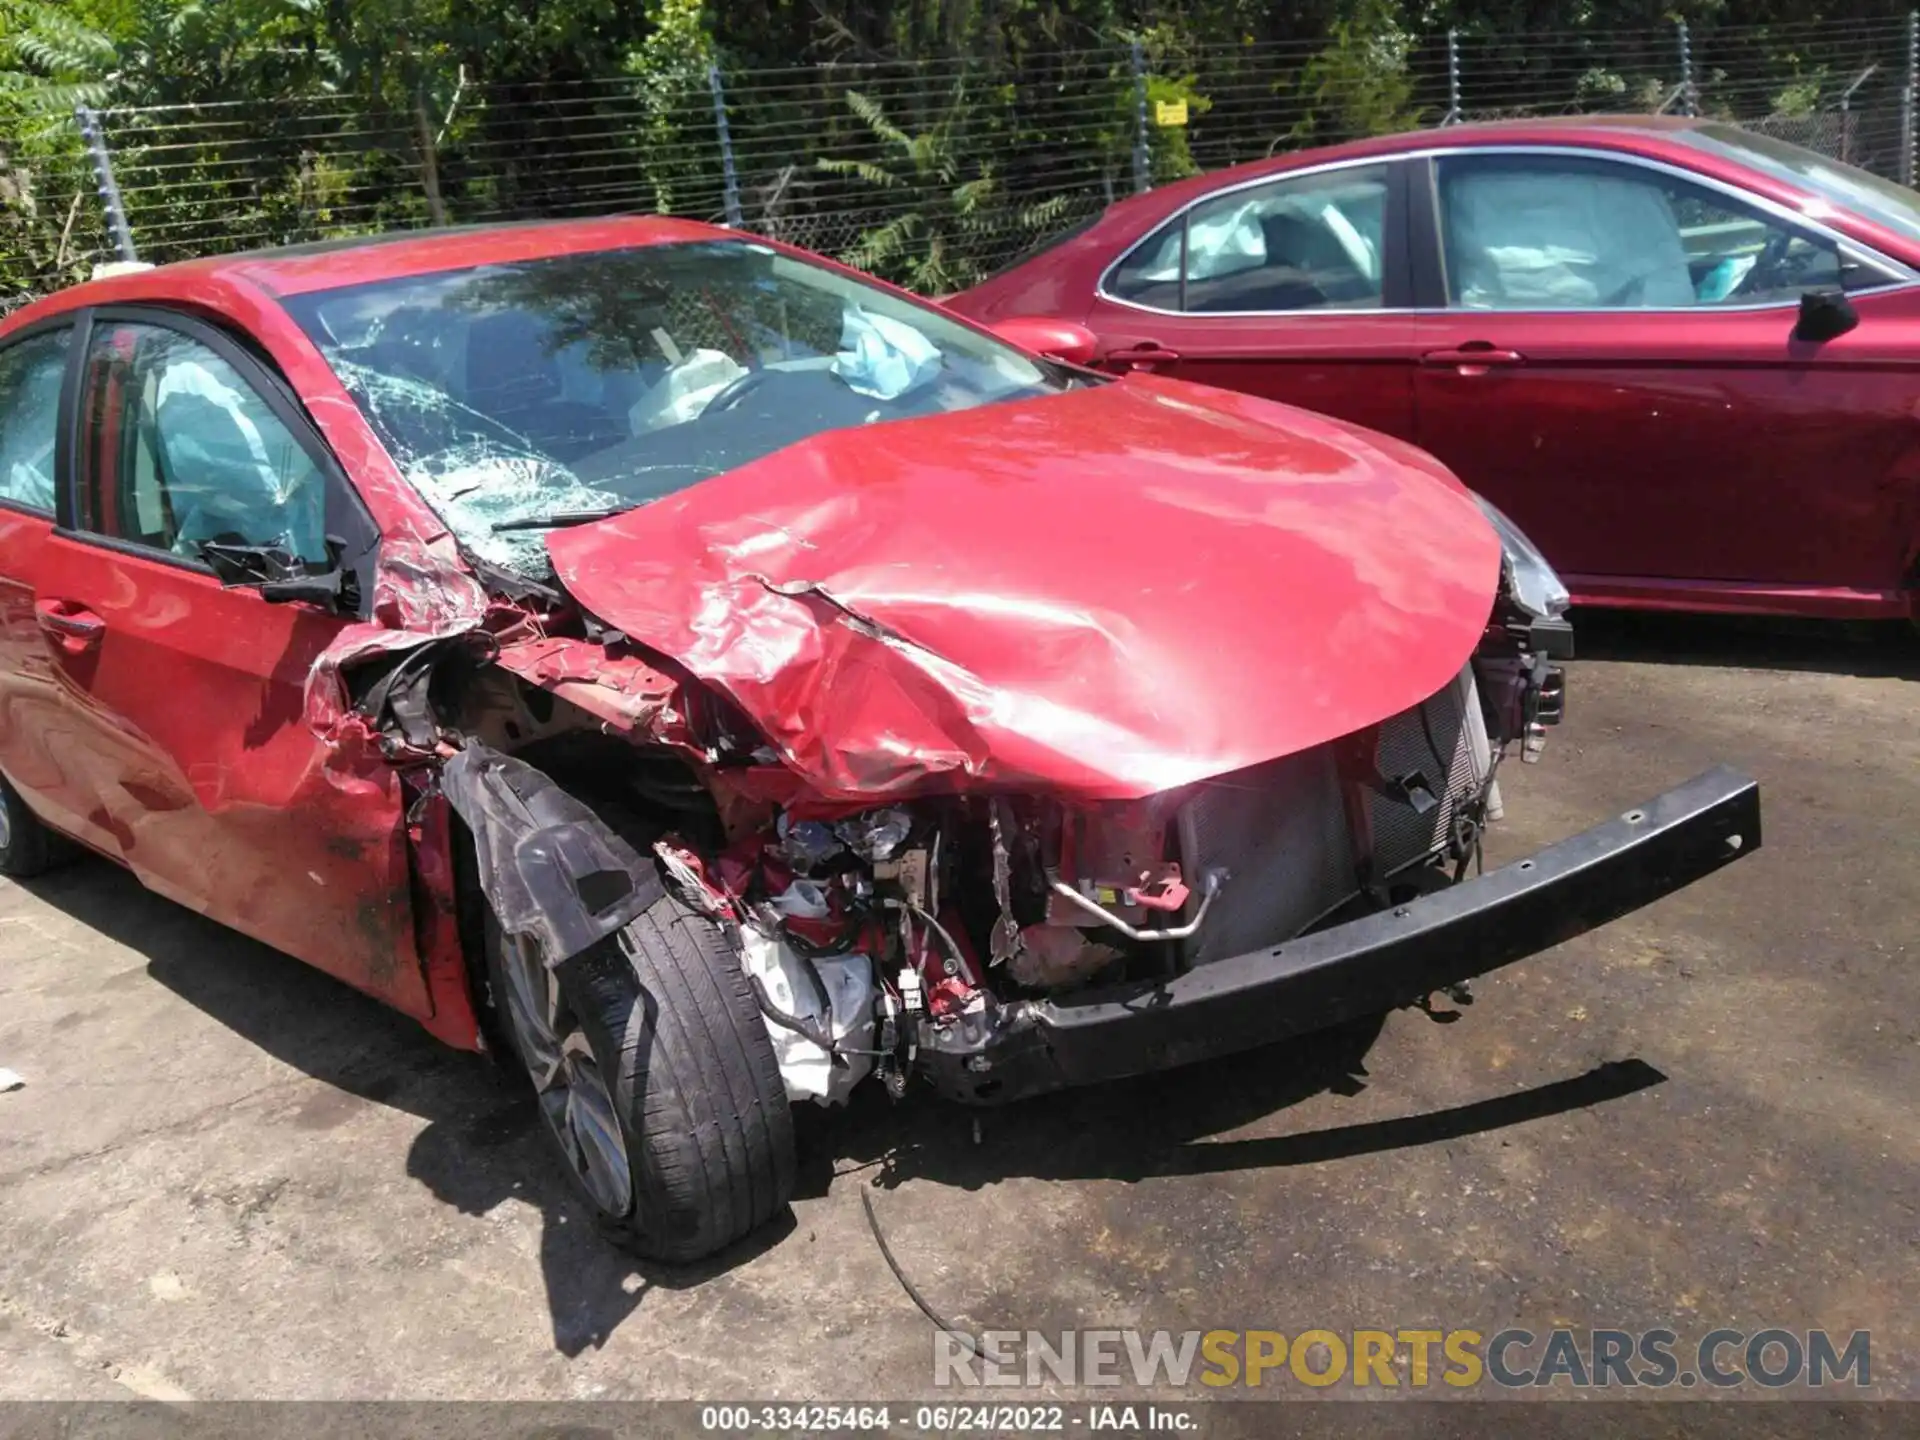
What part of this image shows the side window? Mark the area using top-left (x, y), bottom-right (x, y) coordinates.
top-left (1437, 153), bottom-right (1847, 311)
top-left (0, 328), bottom-right (71, 513)
top-left (76, 321), bottom-right (328, 566)
top-left (1106, 165), bottom-right (1390, 313)
top-left (1107, 219), bottom-right (1185, 309)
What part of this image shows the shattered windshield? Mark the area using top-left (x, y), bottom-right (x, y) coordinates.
top-left (279, 240), bottom-right (1062, 572)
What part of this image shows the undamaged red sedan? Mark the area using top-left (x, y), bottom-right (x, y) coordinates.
top-left (950, 116), bottom-right (1920, 623)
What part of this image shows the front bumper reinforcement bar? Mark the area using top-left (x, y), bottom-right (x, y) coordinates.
top-left (921, 765), bottom-right (1760, 1104)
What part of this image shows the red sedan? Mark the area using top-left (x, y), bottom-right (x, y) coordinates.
top-left (0, 220), bottom-right (1756, 1261)
top-left (951, 116), bottom-right (1920, 622)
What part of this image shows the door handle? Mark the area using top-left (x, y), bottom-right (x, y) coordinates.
top-left (1103, 343), bottom-right (1182, 371)
top-left (36, 599), bottom-right (105, 654)
top-left (1421, 344), bottom-right (1524, 373)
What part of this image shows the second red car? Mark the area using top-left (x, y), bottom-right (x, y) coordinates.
top-left (952, 116), bottom-right (1920, 623)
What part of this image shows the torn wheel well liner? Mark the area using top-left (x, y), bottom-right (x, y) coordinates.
top-left (506, 730), bottom-right (724, 849)
top-left (440, 743), bottom-right (668, 971)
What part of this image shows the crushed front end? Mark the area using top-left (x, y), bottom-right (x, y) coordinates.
top-left (642, 581), bottom-right (1755, 1108)
top-left (305, 365), bottom-right (1757, 1112)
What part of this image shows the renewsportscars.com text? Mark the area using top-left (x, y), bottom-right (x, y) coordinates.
top-left (933, 1327), bottom-right (1871, 1390)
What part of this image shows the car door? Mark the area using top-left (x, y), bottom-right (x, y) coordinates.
top-left (32, 306), bottom-right (432, 1017)
top-left (1410, 147), bottom-right (1920, 598)
top-left (1085, 159), bottom-right (1422, 441)
top-left (0, 320), bottom-right (109, 848)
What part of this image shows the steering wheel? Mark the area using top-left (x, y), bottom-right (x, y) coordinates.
top-left (1732, 229), bottom-right (1796, 300)
top-left (701, 368), bottom-right (774, 415)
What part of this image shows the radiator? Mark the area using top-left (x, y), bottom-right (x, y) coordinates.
top-left (1370, 663), bottom-right (1492, 879)
top-left (1178, 665), bottom-right (1489, 966)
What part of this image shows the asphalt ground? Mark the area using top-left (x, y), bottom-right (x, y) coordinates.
top-left (0, 610), bottom-right (1913, 1412)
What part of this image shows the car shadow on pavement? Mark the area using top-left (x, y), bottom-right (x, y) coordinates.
top-left (1571, 609), bottom-right (1920, 680)
top-left (791, 1015), bottom-right (1665, 1198)
top-left (19, 858), bottom-right (787, 1359)
top-left (22, 859), bottom-right (1663, 1359)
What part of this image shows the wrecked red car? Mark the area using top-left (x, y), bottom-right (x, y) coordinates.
top-left (0, 218), bottom-right (1758, 1262)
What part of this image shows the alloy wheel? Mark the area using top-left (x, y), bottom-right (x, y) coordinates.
top-left (496, 933), bottom-right (633, 1217)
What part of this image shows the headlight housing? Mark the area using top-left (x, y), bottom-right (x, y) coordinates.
top-left (1474, 496), bottom-right (1570, 622)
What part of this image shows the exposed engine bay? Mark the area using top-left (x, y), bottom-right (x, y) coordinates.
top-left (338, 548), bottom-right (1567, 1110)
top-left (281, 354), bottom-right (1595, 1113)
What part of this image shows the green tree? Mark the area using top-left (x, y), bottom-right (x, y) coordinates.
top-left (1289, 0), bottom-right (1422, 145)
top-left (0, 2), bottom-right (115, 127)
top-left (817, 87), bottom-right (1069, 292)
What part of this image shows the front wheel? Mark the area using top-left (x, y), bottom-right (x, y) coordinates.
top-left (482, 889), bottom-right (796, 1262)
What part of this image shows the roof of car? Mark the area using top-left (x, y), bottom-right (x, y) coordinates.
top-left (4, 214), bottom-right (736, 327)
top-left (1102, 113), bottom-right (1722, 219)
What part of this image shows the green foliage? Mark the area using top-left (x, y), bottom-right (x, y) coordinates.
top-left (1144, 71), bottom-right (1212, 183)
top-left (1773, 75), bottom-right (1824, 117)
top-left (0, 3), bottom-right (114, 127)
top-left (0, 144), bottom-right (101, 308)
top-left (5, 8), bottom-right (113, 76)
top-left (1575, 66), bottom-right (1630, 101)
top-left (621, 0), bottom-right (716, 214)
top-left (2, 0), bottom-right (1916, 311)
top-left (817, 86), bottom-right (1072, 293)
top-left (1289, 0), bottom-right (1423, 145)
top-left (0, 2), bottom-right (117, 301)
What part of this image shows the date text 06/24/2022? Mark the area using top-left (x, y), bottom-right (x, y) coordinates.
top-left (699, 1405), bottom-right (1198, 1432)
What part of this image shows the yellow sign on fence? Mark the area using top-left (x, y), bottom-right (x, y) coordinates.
top-left (1154, 98), bottom-right (1189, 127)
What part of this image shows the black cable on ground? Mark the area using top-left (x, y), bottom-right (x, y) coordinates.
top-left (860, 1186), bottom-right (982, 1356)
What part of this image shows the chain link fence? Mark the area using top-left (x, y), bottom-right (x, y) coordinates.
top-left (10, 15), bottom-right (1920, 312)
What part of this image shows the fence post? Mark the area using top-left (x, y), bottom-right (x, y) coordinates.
top-left (1674, 19), bottom-right (1697, 117)
top-left (73, 106), bottom-right (137, 264)
top-left (1130, 39), bottom-right (1151, 194)
top-left (709, 63), bottom-right (743, 229)
top-left (411, 87), bottom-right (449, 227)
top-left (1443, 29), bottom-right (1462, 125)
top-left (1905, 12), bottom-right (1918, 188)
top-left (1838, 64), bottom-right (1876, 166)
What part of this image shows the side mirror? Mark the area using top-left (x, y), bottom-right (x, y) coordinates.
top-left (988, 316), bottom-right (1100, 366)
top-left (260, 572), bottom-right (353, 609)
top-left (1793, 289), bottom-right (1858, 344)
top-left (200, 535), bottom-right (356, 614)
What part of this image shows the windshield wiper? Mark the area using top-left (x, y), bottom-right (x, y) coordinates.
top-left (491, 505), bottom-right (638, 533)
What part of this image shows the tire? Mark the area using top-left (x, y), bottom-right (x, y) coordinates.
top-left (483, 889), bottom-right (796, 1263)
top-left (0, 772), bottom-right (71, 879)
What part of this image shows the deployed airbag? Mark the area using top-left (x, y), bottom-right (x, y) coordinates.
top-left (1443, 166), bottom-right (1696, 308)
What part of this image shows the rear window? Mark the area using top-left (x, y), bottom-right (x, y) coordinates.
top-left (0, 328), bottom-right (70, 513)
top-left (1104, 165), bottom-right (1390, 312)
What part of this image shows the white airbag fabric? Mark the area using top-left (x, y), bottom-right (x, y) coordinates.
top-left (1446, 169), bottom-right (1696, 309)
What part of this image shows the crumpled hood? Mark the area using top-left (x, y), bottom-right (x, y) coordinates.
top-left (546, 375), bottom-right (1502, 801)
